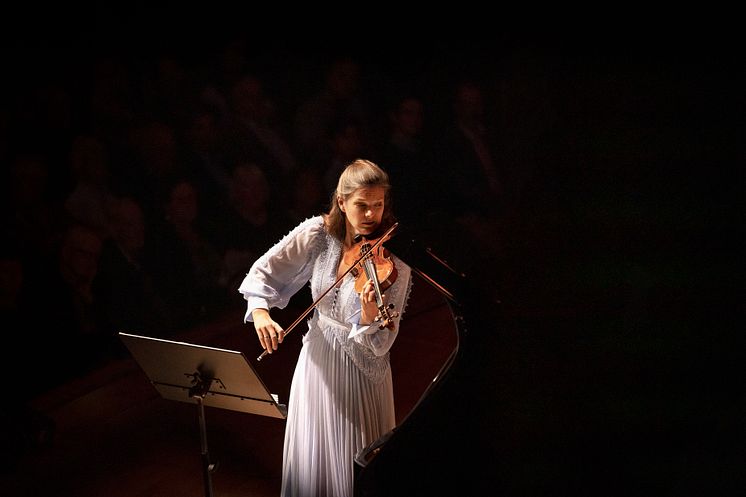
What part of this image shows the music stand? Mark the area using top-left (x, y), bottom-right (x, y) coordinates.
top-left (119, 332), bottom-right (287, 497)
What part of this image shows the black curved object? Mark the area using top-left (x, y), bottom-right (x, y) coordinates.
top-left (354, 235), bottom-right (502, 496)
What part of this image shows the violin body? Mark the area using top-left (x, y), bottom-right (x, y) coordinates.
top-left (343, 233), bottom-right (400, 329)
top-left (350, 243), bottom-right (398, 293)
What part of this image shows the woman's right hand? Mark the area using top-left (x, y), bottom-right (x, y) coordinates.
top-left (252, 308), bottom-right (284, 353)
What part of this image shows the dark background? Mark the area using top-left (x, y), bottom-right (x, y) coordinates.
top-left (2, 7), bottom-right (743, 496)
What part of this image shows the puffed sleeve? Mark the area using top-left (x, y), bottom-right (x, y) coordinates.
top-left (238, 216), bottom-right (326, 323)
top-left (347, 256), bottom-right (413, 356)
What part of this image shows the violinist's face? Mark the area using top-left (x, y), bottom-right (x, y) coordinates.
top-left (339, 187), bottom-right (385, 242)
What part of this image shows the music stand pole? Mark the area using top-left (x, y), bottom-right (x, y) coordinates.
top-left (189, 371), bottom-right (217, 497)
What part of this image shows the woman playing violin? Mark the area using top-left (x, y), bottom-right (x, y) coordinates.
top-left (239, 159), bottom-right (412, 497)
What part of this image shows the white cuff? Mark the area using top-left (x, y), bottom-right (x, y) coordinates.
top-left (346, 309), bottom-right (375, 338)
top-left (245, 297), bottom-right (270, 322)
top-left (348, 322), bottom-right (373, 339)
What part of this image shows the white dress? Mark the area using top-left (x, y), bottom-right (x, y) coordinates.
top-left (238, 216), bottom-right (412, 497)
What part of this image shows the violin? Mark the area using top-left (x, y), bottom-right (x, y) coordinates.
top-left (343, 231), bottom-right (399, 330)
top-left (257, 222), bottom-right (400, 361)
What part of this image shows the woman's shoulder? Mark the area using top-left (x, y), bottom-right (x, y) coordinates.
top-left (277, 215), bottom-right (329, 247)
top-left (294, 215), bottom-right (326, 235)
top-left (391, 252), bottom-right (412, 277)
top-left (256, 215), bottom-right (329, 264)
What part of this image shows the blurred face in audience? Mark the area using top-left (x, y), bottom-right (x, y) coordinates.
top-left (231, 164), bottom-right (269, 213)
top-left (60, 225), bottom-right (102, 289)
top-left (166, 181), bottom-right (198, 225)
top-left (393, 98), bottom-right (423, 137)
top-left (111, 198), bottom-right (145, 253)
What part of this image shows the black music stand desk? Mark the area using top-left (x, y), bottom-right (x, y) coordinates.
top-left (119, 332), bottom-right (286, 497)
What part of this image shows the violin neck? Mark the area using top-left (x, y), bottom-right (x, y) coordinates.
top-left (362, 256), bottom-right (386, 307)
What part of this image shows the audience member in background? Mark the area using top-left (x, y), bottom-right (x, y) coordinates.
top-left (437, 79), bottom-right (504, 219)
top-left (146, 177), bottom-right (226, 327)
top-left (2, 152), bottom-right (65, 264)
top-left (88, 55), bottom-right (140, 152)
top-left (376, 94), bottom-right (435, 229)
top-left (434, 80), bottom-right (505, 293)
top-left (30, 223), bottom-right (107, 391)
top-left (63, 134), bottom-right (117, 239)
top-left (141, 54), bottom-right (202, 127)
top-left (115, 120), bottom-right (185, 221)
top-left (320, 117), bottom-right (368, 198)
top-left (93, 196), bottom-right (172, 339)
top-left (209, 162), bottom-right (296, 294)
top-left (294, 57), bottom-right (374, 166)
top-left (223, 74), bottom-right (298, 200)
top-left (179, 105), bottom-right (232, 215)
top-left (286, 166), bottom-right (327, 223)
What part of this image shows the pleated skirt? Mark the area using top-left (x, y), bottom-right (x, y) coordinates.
top-left (280, 320), bottom-right (395, 497)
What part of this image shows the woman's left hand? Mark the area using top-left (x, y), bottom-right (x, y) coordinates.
top-left (359, 278), bottom-right (380, 325)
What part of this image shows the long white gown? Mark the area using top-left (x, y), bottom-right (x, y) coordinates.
top-left (238, 216), bottom-right (412, 497)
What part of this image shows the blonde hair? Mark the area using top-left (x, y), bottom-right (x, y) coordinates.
top-left (324, 159), bottom-right (394, 241)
